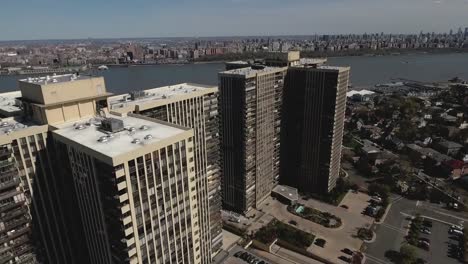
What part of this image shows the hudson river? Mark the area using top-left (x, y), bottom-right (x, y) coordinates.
top-left (1, 52), bottom-right (468, 93)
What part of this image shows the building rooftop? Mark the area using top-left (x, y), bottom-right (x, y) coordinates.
top-left (226, 61), bottom-right (249, 65)
top-left (220, 66), bottom-right (285, 78)
top-left (52, 114), bottom-right (189, 162)
top-left (347, 90), bottom-right (375, 97)
top-left (0, 91), bottom-right (22, 116)
top-left (0, 118), bottom-right (34, 135)
top-left (19, 74), bottom-right (92, 86)
top-left (108, 83), bottom-right (217, 111)
top-left (299, 58), bottom-right (328, 65)
top-left (436, 140), bottom-right (463, 149)
top-left (292, 64), bottom-right (350, 72)
top-left (272, 185), bottom-right (299, 202)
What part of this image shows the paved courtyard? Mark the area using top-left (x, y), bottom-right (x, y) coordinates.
top-left (258, 191), bottom-right (374, 264)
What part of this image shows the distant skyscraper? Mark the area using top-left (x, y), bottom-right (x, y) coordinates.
top-left (280, 64), bottom-right (350, 194)
top-left (219, 66), bottom-right (286, 213)
top-left (107, 83), bottom-right (222, 262)
top-left (53, 114), bottom-right (202, 264)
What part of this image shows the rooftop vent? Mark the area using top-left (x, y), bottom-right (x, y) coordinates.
top-left (101, 118), bottom-right (124, 133)
top-left (74, 124), bottom-right (87, 130)
top-left (131, 139), bottom-right (141, 144)
top-left (129, 91), bottom-right (146, 100)
top-left (97, 136), bottom-right (109, 143)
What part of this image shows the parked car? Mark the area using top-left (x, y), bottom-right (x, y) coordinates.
top-left (342, 248), bottom-right (354, 255)
top-left (420, 228), bottom-right (431, 235)
top-left (419, 237), bottom-right (430, 243)
top-left (450, 228), bottom-right (463, 236)
top-left (371, 196), bottom-right (382, 203)
top-left (338, 256), bottom-right (351, 263)
top-left (289, 220), bottom-right (298, 226)
top-left (340, 205), bottom-right (349, 209)
top-left (234, 251), bottom-right (242, 257)
top-left (418, 241), bottom-right (430, 251)
top-left (315, 238), bottom-right (326, 248)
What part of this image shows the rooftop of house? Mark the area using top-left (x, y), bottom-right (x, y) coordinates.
top-left (52, 114), bottom-right (189, 160)
top-left (436, 140), bottom-right (463, 149)
top-left (408, 145), bottom-right (453, 163)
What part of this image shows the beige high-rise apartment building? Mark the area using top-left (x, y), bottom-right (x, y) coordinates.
top-left (0, 74), bottom-right (209, 264)
top-left (218, 66), bottom-right (286, 213)
top-left (108, 83), bottom-right (222, 262)
top-left (52, 113), bottom-right (201, 264)
top-left (0, 74), bottom-right (111, 263)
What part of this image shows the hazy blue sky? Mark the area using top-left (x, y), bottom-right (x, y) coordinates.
top-left (1, 0), bottom-right (467, 40)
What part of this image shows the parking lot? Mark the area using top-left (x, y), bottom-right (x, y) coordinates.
top-left (223, 245), bottom-right (272, 264)
top-left (413, 220), bottom-right (461, 264)
top-left (365, 195), bottom-right (467, 264)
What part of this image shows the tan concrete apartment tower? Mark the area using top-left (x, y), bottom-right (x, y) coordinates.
top-left (52, 113), bottom-right (202, 264)
top-left (0, 74), bottom-right (111, 263)
top-left (108, 83), bottom-right (222, 262)
top-left (219, 66), bottom-right (286, 214)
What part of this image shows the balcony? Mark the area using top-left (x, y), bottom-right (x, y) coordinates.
top-left (0, 225), bottom-right (30, 244)
top-left (0, 190), bottom-right (21, 202)
top-left (0, 200), bottom-right (25, 213)
top-left (1, 217), bottom-right (30, 232)
top-left (1, 206), bottom-right (28, 222)
top-left (0, 158), bottom-right (14, 168)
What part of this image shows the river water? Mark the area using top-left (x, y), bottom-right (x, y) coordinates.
top-left (1, 52), bottom-right (468, 93)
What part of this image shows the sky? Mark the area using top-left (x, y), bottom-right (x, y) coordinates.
top-left (0, 0), bottom-right (467, 41)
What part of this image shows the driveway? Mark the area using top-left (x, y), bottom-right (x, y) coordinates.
top-left (259, 192), bottom-right (374, 264)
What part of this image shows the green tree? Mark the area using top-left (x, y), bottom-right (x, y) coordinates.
top-left (399, 244), bottom-right (417, 264)
top-left (397, 119), bottom-right (418, 141)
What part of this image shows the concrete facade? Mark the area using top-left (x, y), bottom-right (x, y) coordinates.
top-left (108, 83), bottom-right (222, 263)
top-left (53, 114), bottom-right (202, 264)
top-left (219, 66), bottom-right (286, 214)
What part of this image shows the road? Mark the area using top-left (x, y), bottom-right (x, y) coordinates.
top-left (365, 194), bottom-right (467, 264)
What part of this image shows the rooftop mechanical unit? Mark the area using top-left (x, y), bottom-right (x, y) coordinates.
top-left (129, 90), bottom-right (147, 100)
top-left (101, 118), bottom-right (124, 133)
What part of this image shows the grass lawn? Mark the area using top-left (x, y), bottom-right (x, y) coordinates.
top-left (254, 219), bottom-right (315, 249)
top-left (289, 204), bottom-right (342, 228)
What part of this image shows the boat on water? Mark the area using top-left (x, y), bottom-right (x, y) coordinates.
top-left (97, 65), bottom-right (109, 70)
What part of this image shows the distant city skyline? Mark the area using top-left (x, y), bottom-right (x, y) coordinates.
top-left (1, 0), bottom-right (467, 41)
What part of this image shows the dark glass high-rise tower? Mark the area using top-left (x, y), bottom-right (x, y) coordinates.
top-left (280, 64), bottom-right (350, 194)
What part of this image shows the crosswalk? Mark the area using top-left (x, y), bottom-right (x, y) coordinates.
top-left (365, 253), bottom-right (390, 264)
top-left (379, 222), bottom-right (407, 235)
